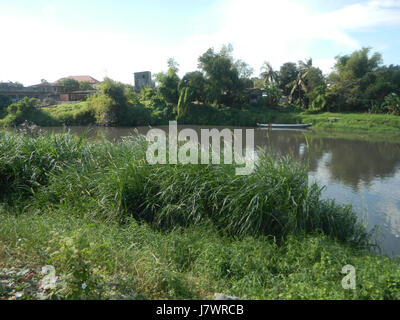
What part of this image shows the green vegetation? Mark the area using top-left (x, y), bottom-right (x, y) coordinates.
top-left (1, 46), bottom-right (399, 132)
top-left (1, 131), bottom-right (400, 300)
top-left (0, 96), bottom-right (10, 118)
top-left (56, 78), bottom-right (94, 92)
top-left (301, 112), bottom-right (400, 135)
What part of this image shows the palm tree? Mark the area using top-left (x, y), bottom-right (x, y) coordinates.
top-left (298, 58), bottom-right (313, 73)
top-left (287, 59), bottom-right (313, 106)
top-left (260, 62), bottom-right (278, 85)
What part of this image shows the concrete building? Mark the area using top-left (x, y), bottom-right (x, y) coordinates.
top-left (0, 75), bottom-right (100, 104)
top-left (134, 71), bottom-right (153, 89)
top-left (0, 82), bottom-right (62, 103)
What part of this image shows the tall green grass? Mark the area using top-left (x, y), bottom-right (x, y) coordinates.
top-left (1, 132), bottom-right (399, 300)
top-left (0, 131), bottom-right (369, 245)
top-left (0, 210), bottom-right (399, 300)
top-left (300, 112), bottom-right (400, 134)
top-left (0, 131), bottom-right (88, 201)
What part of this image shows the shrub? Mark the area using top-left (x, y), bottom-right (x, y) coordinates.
top-left (382, 93), bottom-right (400, 115)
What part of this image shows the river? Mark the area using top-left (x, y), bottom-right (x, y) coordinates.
top-left (5, 125), bottom-right (400, 256)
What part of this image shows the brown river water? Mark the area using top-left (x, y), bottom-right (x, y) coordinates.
top-left (5, 125), bottom-right (400, 256)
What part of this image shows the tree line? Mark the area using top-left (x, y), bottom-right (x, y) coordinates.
top-left (2, 45), bottom-right (400, 125)
top-left (152, 45), bottom-right (400, 115)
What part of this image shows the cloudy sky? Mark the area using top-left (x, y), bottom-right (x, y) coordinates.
top-left (1, 0), bottom-right (400, 86)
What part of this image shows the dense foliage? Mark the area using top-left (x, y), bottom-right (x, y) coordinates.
top-left (1, 45), bottom-right (399, 129)
top-left (57, 78), bottom-right (94, 92)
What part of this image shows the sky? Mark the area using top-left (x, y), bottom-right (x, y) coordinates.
top-left (1, 0), bottom-right (400, 86)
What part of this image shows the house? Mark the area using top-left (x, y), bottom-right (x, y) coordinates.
top-left (0, 75), bottom-right (100, 104)
top-left (246, 88), bottom-right (264, 106)
top-left (59, 90), bottom-right (97, 102)
top-left (0, 82), bottom-right (62, 103)
top-left (29, 82), bottom-right (64, 94)
top-left (56, 75), bottom-right (100, 89)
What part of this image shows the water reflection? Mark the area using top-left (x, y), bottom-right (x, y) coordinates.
top-left (260, 130), bottom-right (400, 256)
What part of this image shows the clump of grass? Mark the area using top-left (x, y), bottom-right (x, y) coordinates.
top-left (17, 132), bottom-right (370, 245)
top-left (0, 131), bottom-right (88, 201)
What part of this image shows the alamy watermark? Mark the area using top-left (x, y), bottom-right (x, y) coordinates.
top-left (342, 265), bottom-right (356, 290)
top-left (146, 121), bottom-right (255, 175)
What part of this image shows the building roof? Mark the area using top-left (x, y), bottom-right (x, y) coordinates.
top-left (57, 76), bottom-right (100, 84)
top-left (62, 90), bottom-right (97, 94)
top-left (30, 82), bottom-right (63, 88)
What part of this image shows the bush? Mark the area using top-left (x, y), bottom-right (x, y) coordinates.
top-left (382, 93), bottom-right (400, 115)
top-left (0, 97), bottom-right (56, 127)
top-left (87, 95), bottom-right (119, 126)
top-left (46, 102), bottom-right (96, 125)
top-left (262, 83), bottom-right (283, 107)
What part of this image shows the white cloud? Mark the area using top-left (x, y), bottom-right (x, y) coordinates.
top-left (0, 11), bottom-right (173, 85)
top-left (1, 0), bottom-right (400, 85)
top-left (203, 0), bottom-right (400, 74)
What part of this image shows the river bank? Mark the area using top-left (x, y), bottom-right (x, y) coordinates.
top-left (1, 131), bottom-right (400, 300)
top-left (1, 100), bottom-right (400, 136)
top-left (301, 112), bottom-right (400, 135)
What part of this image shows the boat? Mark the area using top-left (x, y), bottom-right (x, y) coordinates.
top-left (257, 123), bottom-right (312, 129)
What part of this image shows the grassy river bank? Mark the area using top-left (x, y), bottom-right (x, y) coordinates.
top-left (1, 98), bottom-right (400, 136)
top-left (1, 132), bottom-right (400, 300)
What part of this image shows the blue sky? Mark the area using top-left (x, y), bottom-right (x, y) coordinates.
top-left (1, 0), bottom-right (400, 85)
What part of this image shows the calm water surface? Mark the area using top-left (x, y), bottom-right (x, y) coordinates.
top-left (6, 125), bottom-right (400, 256)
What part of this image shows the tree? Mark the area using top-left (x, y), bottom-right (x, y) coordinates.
top-left (156, 59), bottom-right (181, 105)
top-left (58, 78), bottom-right (80, 92)
top-left (167, 58), bottom-right (180, 73)
top-left (304, 66), bottom-right (326, 106)
top-left (381, 93), bottom-right (400, 115)
top-left (288, 71), bottom-right (308, 106)
top-left (263, 83), bottom-right (282, 106)
top-left (177, 87), bottom-right (193, 119)
top-left (278, 62), bottom-right (299, 96)
top-left (0, 82), bottom-right (24, 89)
top-left (327, 47), bottom-right (385, 111)
top-left (198, 46), bottom-right (251, 107)
top-left (180, 71), bottom-right (206, 103)
top-left (260, 62), bottom-right (278, 85)
top-left (309, 86), bottom-right (327, 111)
top-left (79, 81), bottom-right (94, 90)
top-left (91, 78), bottom-right (128, 126)
top-left (5, 97), bottom-right (41, 125)
top-left (335, 48), bottom-right (382, 79)
top-left (235, 60), bottom-right (254, 79)
top-left (100, 77), bottom-right (127, 106)
top-left (285, 59), bottom-right (326, 108)
top-left (298, 58), bottom-right (313, 73)
top-left (287, 60), bottom-right (313, 106)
